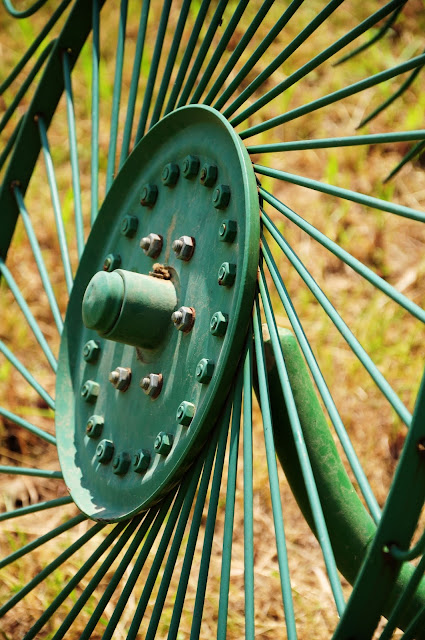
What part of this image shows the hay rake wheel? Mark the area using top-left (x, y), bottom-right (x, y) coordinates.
top-left (0, 1), bottom-right (425, 638)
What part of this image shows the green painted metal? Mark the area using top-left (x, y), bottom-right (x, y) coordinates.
top-left (55, 104), bottom-right (260, 521)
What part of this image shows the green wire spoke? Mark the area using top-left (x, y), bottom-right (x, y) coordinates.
top-left (334, 1), bottom-right (407, 66)
top-left (0, 496), bottom-right (72, 525)
top-left (50, 515), bottom-right (143, 640)
top-left (385, 139), bottom-right (425, 183)
top-left (62, 50), bottom-right (84, 258)
top-left (0, 517), bottom-right (104, 616)
top-left (257, 282), bottom-right (346, 616)
top-left (135, 0), bottom-right (172, 142)
top-left (119, 0), bottom-right (150, 163)
top-left (163, 0), bottom-right (212, 116)
top-left (23, 521), bottom-right (129, 640)
top-left (399, 602), bottom-right (425, 640)
top-left (261, 238), bottom-right (381, 524)
top-left (2, 0), bottom-right (49, 18)
top-left (260, 197), bottom-right (425, 324)
top-left (252, 299), bottom-right (298, 638)
top-left (0, 258), bottom-right (57, 371)
top-left (0, 116), bottom-right (22, 172)
top-left (37, 116), bottom-right (74, 293)
top-left (0, 465), bottom-right (62, 479)
top-left (90, 0), bottom-right (100, 225)
top-left (391, 529), bottom-right (425, 562)
top-left (189, 398), bottom-right (232, 640)
top-left (247, 130), bottom-right (425, 153)
top-left (0, 40), bottom-right (55, 136)
top-left (240, 48), bottom-right (425, 139)
top-left (14, 187), bottom-right (63, 334)
top-left (0, 406), bottom-right (55, 445)
top-left (0, 513), bottom-right (86, 570)
top-left (105, 0), bottom-right (128, 193)
top-left (260, 196), bottom-right (412, 428)
top-left (243, 338), bottom-right (255, 640)
top-left (216, 369), bottom-right (243, 639)
top-left (214, 0), bottom-right (304, 113)
top-left (256, 166), bottom-right (425, 223)
top-left (203, 0), bottom-right (274, 107)
top-left (0, 341), bottom-right (55, 410)
top-left (78, 507), bottom-right (159, 640)
top-left (149, 0), bottom-right (191, 129)
top-left (189, 0), bottom-right (249, 105)
top-left (0, 0), bottom-right (72, 92)
top-left (225, 0), bottom-right (341, 122)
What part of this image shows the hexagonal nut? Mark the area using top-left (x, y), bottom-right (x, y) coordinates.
top-left (109, 366), bottom-right (132, 391)
top-left (140, 233), bottom-right (163, 258)
top-left (210, 311), bottom-right (228, 337)
top-left (103, 253), bottom-right (121, 272)
top-left (195, 358), bottom-right (214, 384)
top-left (182, 154), bottom-right (200, 179)
top-left (161, 162), bottom-right (179, 187)
top-left (112, 451), bottom-right (131, 475)
top-left (133, 449), bottom-right (151, 473)
top-left (96, 439), bottom-right (114, 464)
top-left (120, 215), bottom-right (138, 237)
top-left (140, 183), bottom-right (158, 207)
top-left (212, 184), bottom-right (231, 209)
top-left (81, 380), bottom-right (100, 403)
top-left (218, 220), bottom-right (237, 243)
top-left (176, 400), bottom-right (195, 426)
top-left (83, 340), bottom-right (100, 363)
top-left (154, 431), bottom-right (173, 456)
top-left (171, 306), bottom-right (195, 332)
top-left (172, 235), bottom-right (195, 261)
top-left (199, 163), bottom-right (217, 187)
top-left (86, 414), bottom-right (104, 438)
top-left (218, 262), bottom-right (236, 287)
top-left (140, 373), bottom-right (163, 399)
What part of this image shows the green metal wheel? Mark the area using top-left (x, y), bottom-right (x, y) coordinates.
top-left (0, 1), bottom-right (425, 638)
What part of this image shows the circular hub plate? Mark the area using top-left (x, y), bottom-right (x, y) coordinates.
top-left (56, 105), bottom-right (259, 521)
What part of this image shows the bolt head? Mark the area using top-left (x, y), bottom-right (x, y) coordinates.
top-left (140, 183), bottom-right (158, 207)
top-left (176, 401), bottom-right (195, 426)
top-left (140, 373), bottom-right (163, 399)
top-left (120, 215), bottom-right (138, 237)
top-left (199, 163), bottom-right (217, 187)
top-left (154, 431), bottom-right (173, 456)
top-left (81, 380), bottom-right (100, 403)
top-left (96, 439), bottom-right (114, 464)
top-left (103, 253), bottom-right (121, 272)
top-left (218, 262), bottom-right (236, 287)
top-left (195, 358), bottom-right (214, 384)
top-left (212, 184), bottom-right (231, 209)
top-left (112, 451), bottom-right (131, 475)
top-left (86, 415), bottom-right (104, 438)
top-left (133, 449), bottom-right (151, 473)
top-left (218, 220), bottom-right (237, 243)
top-left (140, 233), bottom-right (163, 258)
top-left (171, 306), bottom-right (195, 332)
top-left (172, 235), bottom-right (195, 261)
top-left (210, 311), bottom-right (228, 337)
top-left (182, 154), bottom-right (200, 179)
top-left (83, 340), bottom-right (100, 363)
top-left (161, 162), bottom-right (179, 187)
top-left (109, 366), bottom-right (132, 391)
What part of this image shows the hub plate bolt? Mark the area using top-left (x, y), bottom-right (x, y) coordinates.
top-left (133, 449), bottom-right (151, 473)
top-left (86, 415), bottom-right (104, 438)
top-left (103, 253), bottom-right (121, 272)
top-left (120, 215), bottom-right (138, 237)
top-left (162, 162), bottom-right (179, 186)
top-left (176, 401), bottom-right (195, 426)
top-left (140, 373), bottom-right (163, 398)
top-left (200, 163), bottom-right (217, 187)
top-left (81, 380), bottom-right (100, 403)
top-left (195, 358), bottom-right (214, 384)
top-left (219, 220), bottom-right (237, 243)
top-left (109, 367), bottom-right (132, 391)
top-left (218, 262), bottom-right (236, 287)
top-left (182, 154), bottom-right (200, 179)
top-left (171, 306), bottom-right (195, 332)
top-left (212, 184), bottom-right (231, 209)
top-left (140, 183), bottom-right (158, 207)
top-left (140, 233), bottom-right (163, 258)
top-left (83, 340), bottom-right (100, 363)
top-left (154, 432), bottom-right (173, 456)
top-left (172, 235), bottom-right (195, 261)
top-left (96, 439), bottom-right (114, 464)
top-left (112, 451), bottom-right (131, 475)
top-left (210, 311), bottom-right (228, 337)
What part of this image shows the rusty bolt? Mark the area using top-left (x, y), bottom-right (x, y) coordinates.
top-left (171, 306), bottom-right (195, 332)
top-left (218, 262), bottom-right (236, 287)
top-left (140, 233), bottom-right (163, 258)
top-left (86, 415), bottom-right (104, 438)
top-left (212, 184), bottom-right (231, 209)
top-left (199, 163), bottom-right (217, 187)
top-left (172, 235), bottom-right (195, 261)
top-left (218, 220), bottom-right (237, 243)
top-left (109, 366), bottom-right (132, 391)
top-left (103, 253), bottom-right (121, 272)
top-left (140, 373), bottom-right (163, 399)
